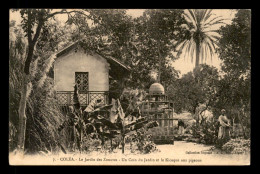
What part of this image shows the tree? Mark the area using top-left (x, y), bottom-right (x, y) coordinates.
top-left (217, 9), bottom-right (251, 77)
top-left (76, 9), bottom-right (185, 90)
top-left (215, 9), bottom-right (251, 138)
top-left (168, 64), bottom-right (219, 117)
top-left (12, 9), bottom-right (169, 154)
top-left (9, 17), bottom-right (74, 153)
top-left (9, 20), bottom-right (26, 151)
top-left (16, 9), bottom-right (48, 153)
top-left (176, 9), bottom-right (226, 67)
top-left (13, 9), bottom-right (90, 154)
top-left (133, 9), bottom-right (186, 88)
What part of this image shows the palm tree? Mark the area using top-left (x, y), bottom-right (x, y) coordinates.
top-left (176, 9), bottom-right (226, 67)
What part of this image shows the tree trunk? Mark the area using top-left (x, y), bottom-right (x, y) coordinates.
top-left (121, 134), bottom-right (125, 154)
top-left (17, 74), bottom-right (30, 154)
top-left (237, 110), bottom-right (247, 138)
top-left (16, 44), bottom-right (34, 155)
top-left (195, 42), bottom-right (200, 68)
top-left (110, 138), bottom-right (113, 151)
top-left (16, 10), bottom-right (45, 155)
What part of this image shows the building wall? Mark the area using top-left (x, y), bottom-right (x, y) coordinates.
top-left (54, 48), bottom-right (109, 91)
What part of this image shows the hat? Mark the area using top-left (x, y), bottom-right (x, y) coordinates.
top-left (221, 109), bottom-right (226, 112)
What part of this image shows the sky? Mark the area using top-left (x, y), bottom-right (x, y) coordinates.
top-left (10, 9), bottom-right (236, 76)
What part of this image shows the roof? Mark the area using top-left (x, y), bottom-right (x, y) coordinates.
top-left (96, 52), bottom-right (131, 72)
top-left (149, 83), bottom-right (165, 95)
top-left (55, 41), bottom-right (131, 73)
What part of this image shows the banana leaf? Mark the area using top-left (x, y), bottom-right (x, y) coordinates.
top-left (96, 115), bottom-right (119, 129)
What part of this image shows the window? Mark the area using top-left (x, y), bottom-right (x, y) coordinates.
top-left (75, 72), bottom-right (89, 93)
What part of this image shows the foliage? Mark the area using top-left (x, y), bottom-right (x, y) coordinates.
top-left (73, 9), bottom-right (185, 89)
top-left (9, 21), bottom-right (27, 151)
top-left (10, 9), bottom-right (251, 153)
top-left (9, 20), bottom-right (26, 133)
top-left (25, 79), bottom-right (64, 153)
top-left (221, 138), bottom-right (250, 154)
top-left (127, 128), bottom-right (158, 154)
top-left (9, 121), bottom-right (17, 151)
top-left (11, 9), bottom-right (169, 153)
top-left (214, 9), bottom-right (251, 136)
top-left (217, 9), bottom-right (251, 76)
top-left (176, 9), bottom-right (225, 67)
top-left (168, 64), bottom-right (219, 114)
top-left (215, 9), bottom-right (251, 115)
top-left (129, 9), bottom-right (185, 89)
top-left (80, 134), bottom-right (102, 152)
top-left (119, 88), bottom-right (146, 116)
top-left (57, 85), bottom-right (159, 154)
top-left (189, 118), bottom-right (219, 145)
top-left (9, 15), bottom-right (71, 153)
top-left (172, 10), bottom-right (251, 141)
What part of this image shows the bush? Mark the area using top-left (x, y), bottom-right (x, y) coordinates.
top-left (222, 138), bottom-right (250, 154)
top-left (25, 80), bottom-right (65, 154)
top-left (9, 121), bottom-right (17, 151)
top-left (189, 119), bottom-right (219, 145)
top-left (81, 134), bottom-right (101, 152)
top-left (128, 128), bottom-right (158, 154)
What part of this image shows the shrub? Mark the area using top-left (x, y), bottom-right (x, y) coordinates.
top-left (222, 138), bottom-right (250, 154)
top-left (9, 121), bottom-right (17, 151)
top-left (25, 79), bottom-right (65, 154)
top-left (128, 128), bottom-right (158, 154)
top-left (81, 135), bottom-right (101, 152)
top-left (189, 120), bottom-right (219, 145)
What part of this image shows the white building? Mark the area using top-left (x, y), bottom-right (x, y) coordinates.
top-left (53, 41), bottom-right (130, 107)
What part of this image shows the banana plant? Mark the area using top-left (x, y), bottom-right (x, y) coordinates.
top-left (59, 85), bottom-right (159, 154)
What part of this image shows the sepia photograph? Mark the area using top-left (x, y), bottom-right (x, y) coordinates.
top-left (9, 9), bottom-right (251, 165)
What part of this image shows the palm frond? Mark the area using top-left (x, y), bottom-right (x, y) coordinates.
top-left (207, 46), bottom-right (213, 63)
top-left (203, 15), bottom-right (222, 25)
top-left (197, 9), bottom-right (209, 25)
top-left (200, 42), bottom-right (205, 63)
top-left (187, 39), bottom-right (194, 55)
top-left (190, 42), bottom-right (196, 61)
top-left (176, 40), bottom-right (188, 58)
top-left (204, 43), bottom-right (209, 63)
top-left (183, 41), bottom-right (191, 59)
top-left (205, 35), bottom-right (217, 51)
top-left (191, 49), bottom-right (194, 64)
top-left (203, 18), bottom-right (226, 29)
top-left (179, 9), bottom-right (225, 66)
top-left (184, 12), bottom-right (197, 29)
top-left (204, 29), bottom-right (220, 33)
top-left (194, 10), bottom-right (203, 25)
top-left (204, 21), bottom-right (227, 29)
top-left (187, 9), bottom-right (197, 26)
top-left (202, 9), bottom-right (213, 22)
top-left (183, 13), bottom-right (193, 24)
top-left (205, 41), bottom-right (213, 59)
top-left (201, 9), bottom-right (208, 21)
top-left (204, 43), bottom-right (207, 64)
top-left (205, 38), bottom-right (215, 59)
top-left (175, 39), bottom-right (186, 50)
top-left (210, 34), bottom-right (221, 41)
top-left (183, 44), bottom-right (188, 59)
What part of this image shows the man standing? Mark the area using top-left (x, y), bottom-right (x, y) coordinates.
top-left (217, 109), bottom-right (231, 146)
